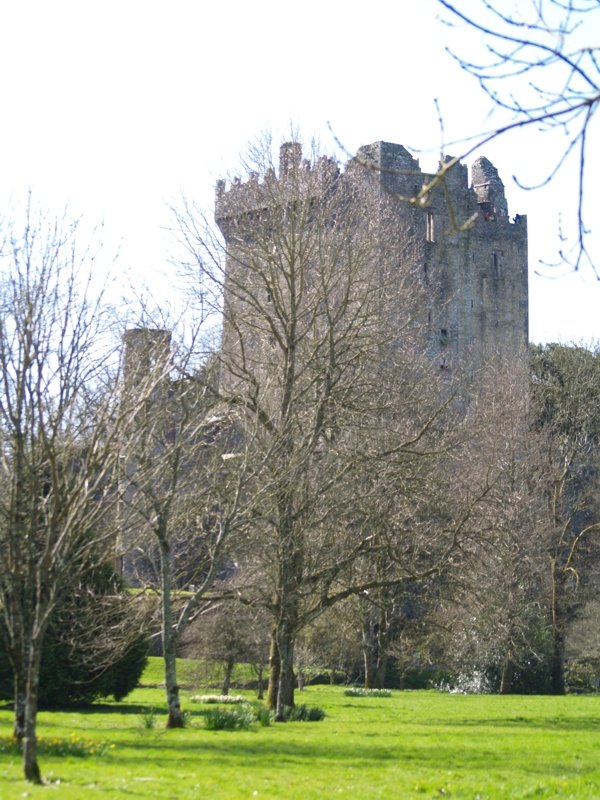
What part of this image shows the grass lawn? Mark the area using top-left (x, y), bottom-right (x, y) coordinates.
top-left (1, 658), bottom-right (600, 798)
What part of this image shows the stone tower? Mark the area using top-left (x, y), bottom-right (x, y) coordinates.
top-left (122, 328), bottom-right (172, 390)
top-left (348, 142), bottom-right (528, 373)
top-left (215, 141), bottom-right (528, 378)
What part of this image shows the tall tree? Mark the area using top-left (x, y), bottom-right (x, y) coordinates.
top-left (436, 357), bottom-right (549, 693)
top-left (436, 347), bottom-right (600, 694)
top-left (173, 136), bottom-right (477, 717)
top-left (531, 343), bottom-right (600, 692)
top-left (0, 198), bottom-right (149, 783)
top-left (120, 327), bottom-right (249, 727)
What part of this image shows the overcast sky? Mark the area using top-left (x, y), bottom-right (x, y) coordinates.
top-left (0, 0), bottom-right (598, 345)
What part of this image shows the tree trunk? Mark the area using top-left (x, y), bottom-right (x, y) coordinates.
top-left (363, 649), bottom-right (376, 689)
top-left (222, 656), bottom-right (235, 696)
top-left (160, 537), bottom-right (185, 728)
top-left (275, 623), bottom-right (296, 721)
top-left (166, 682), bottom-right (184, 728)
top-left (549, 564), bottom-right (567, 695)
top-left (374, 652), bottom-right (388, 690)
top-left (13, 670), bottom-right (26, 742)
top-left (23, 643), bottom-right (43, 784)
top-left (267, 628), bottom-right (280, 710)
top-left (549, 626), bottom-right (566, 695)
top-left (499, 652), bottom-right (514, 694)
top-left (362, 614), bottom-right (377, 689)
top-left (255, 665), bottom-right (265, 700)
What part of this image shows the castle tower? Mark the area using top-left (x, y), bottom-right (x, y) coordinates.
top-left (215, 141), bottom-right (528, 381)
top-left (343, 141), bottom-right (529, 374)
top-left (122, 328), bottom-right (172, 390)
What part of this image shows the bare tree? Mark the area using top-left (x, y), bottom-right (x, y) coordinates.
top-left (437, 0), bottom-right (600, 272)
top-left (531, 343), bottom-right (600, 692)
top-left (358, 579), bottom-right (438, 690)
top-left (436, 357), bottom-right (549, 692)
top-left (120, 326), bottom-right (250, 727)
top-left (182, 594), bottom-right (270, 697)
top-left (299, 600), bottom-right (364, 686)
top-left (0, 198), bottom-right (149, 783)
top-left (435, 347), bottom-right (600, 694)
top-left (172, 135), bottom-right (480, 718)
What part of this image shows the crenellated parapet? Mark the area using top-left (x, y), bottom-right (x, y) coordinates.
top-left (215, 139), bottom-right (526, 239)
top-left (215, 143), bottom-right (340, 232)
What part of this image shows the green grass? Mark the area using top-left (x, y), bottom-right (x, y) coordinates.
top-left (1, 658), bottom-right (600, 798)
top-left (139, 655), bottom-right (255, 688)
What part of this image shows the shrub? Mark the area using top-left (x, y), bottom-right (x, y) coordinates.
top-left (507, 659), bottom-right (556, 695)
top-left (565, 660), bottom-right (600, 694)
top-left (344, 687), bottom-right (392, 698)
top-left (203, 705), bottom-right (255, 730)
top-left (284, 704), bottom-right (326, 722)
top-left (255, 705), bottom-right (274, 726)
top-left (400, 668), bottom-right (454, 690)
top-left (0, 562), bottom-right (149, 707)
top-left (438, 669), bottom-right (493, 695)
top-left (437, 659), bottom-right (557, 695)
top-left (138, 708), bottom-right (158, 730)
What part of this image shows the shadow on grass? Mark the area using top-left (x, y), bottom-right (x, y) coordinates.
top-left (105, 732), bottom-right (593, 782)
top-left (0, 699), bottom-right (152, 716)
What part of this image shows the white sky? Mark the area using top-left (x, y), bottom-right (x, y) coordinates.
top-left (0, 0), bottom-right (598, 345)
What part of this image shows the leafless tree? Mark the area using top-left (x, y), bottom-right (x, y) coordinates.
top-left (358, 579), bottom-right (438, 690)
top-left (435, 348), bottom-right (600, 694)
top-left (437, 0), bottom-right (600, 273)
top-left (0, 198), bottom-right (151, 783)
top-left (299, 601), bottom-right (364, 685)
top-left (120, 326), bottom-right (250, 727)
top-left (530, 343), bottom-right (600, 692)
top-left (172, 134), bottom-right (484, 718)
top-left (435, 357), bottom-right (549, 692)
top-left (182, 594), bottom-right (271, 697)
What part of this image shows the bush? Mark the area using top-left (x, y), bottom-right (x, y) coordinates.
top-left (400, 668), bottom-right (455, 690)
top-left (284, 704), bottom-right (325, 722)
top-left (565, 660), bottom-right (600, 694)
top-left (437, 660), bottom-right (557, 695)
top-left (255, 705), bottom-right (274, 726)
top-left (438, 669), bottom-right (494, 695)
top-left (203, 705), bottom-right (255, 730)
top-left (506, 660), bottom-right (555, 695)
top-left (0, 563), bottom-right (149, 707)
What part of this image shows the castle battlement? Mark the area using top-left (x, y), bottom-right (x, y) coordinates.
top-left (215, 143), bottom-right (340, 225)
top-left (216, 140), bottom-right (525, 235)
